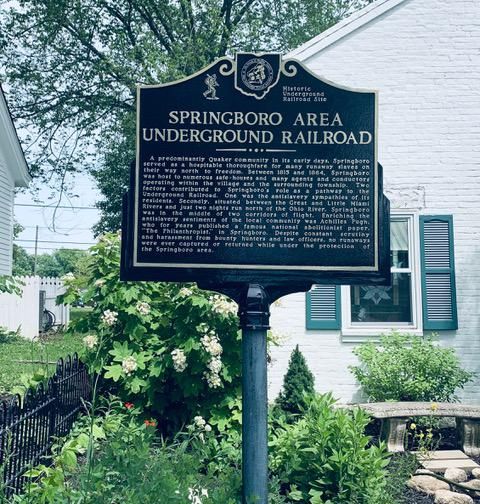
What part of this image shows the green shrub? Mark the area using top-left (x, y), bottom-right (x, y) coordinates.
top-left (0, 326), bottom-right (20, 344)
top-left (57, 233), bottom-right (242, 434)
top-left (350, 332), bottom-right (474, 402)
top-left (275, 345), bottom-right (315, 417)
top-left (270, 393), bottom-right (390, 504)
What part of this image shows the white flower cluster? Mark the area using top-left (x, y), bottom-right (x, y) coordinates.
top-left (198, 324), bottom-right (223, 388)
top-left (136, 301), bottom-right (150, 315)
top-left (197, 324), bottom-right (223, 387)
top-left (179, 287), bottom-right (193, 297)
top-left (101, 309), bottom-right (118, 326)
top-left (122, 356), bottom-right (137, 375)
top-left (171, 348), bottom-right (187, 372)
top-left (188, 487), bottom-right (209, 504)
top-left (210, 294), bottom-right (237, 316)
top-left (204, 356), bottom-right (222, 388)
top-left (193, 415), bottom-right (212, 432)
top-left (83, 335), bottom-right (98, 349)
top-left (207, 356), bottom-right (222, 374)
top-left (61, 272), bottom-right (75, 283)
top-left (95, 278), bottom-right (106, 288)
top-left (200, 332), bottom-right (223, 357)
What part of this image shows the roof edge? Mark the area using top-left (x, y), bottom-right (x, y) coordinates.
top-left (0, 84), bottom-right (31, 187)
top-left (287, 0), bottom-right (409, 61)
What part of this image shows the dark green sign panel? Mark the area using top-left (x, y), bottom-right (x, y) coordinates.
top-left (121, 53), bottom-right (389, 291)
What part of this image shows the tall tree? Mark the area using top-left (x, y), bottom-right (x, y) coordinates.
top-left (12, 223), bottom-right (34, 276)
top-left (0, 0), bottom-right (371, 232)
top-left (36, 248), bottom-right (90, 277)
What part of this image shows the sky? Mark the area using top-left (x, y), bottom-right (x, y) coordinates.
top-left (14, 172), bottom-right (102, 255)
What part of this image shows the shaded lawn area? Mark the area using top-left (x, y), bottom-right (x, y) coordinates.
top-left (0, 330), bottom-right (84, 395)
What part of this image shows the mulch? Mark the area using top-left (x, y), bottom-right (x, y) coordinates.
top-left (401, 487), bottom-right (435, 504)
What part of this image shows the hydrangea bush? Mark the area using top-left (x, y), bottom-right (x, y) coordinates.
top-left (59, 232), bottom-right (241, 433)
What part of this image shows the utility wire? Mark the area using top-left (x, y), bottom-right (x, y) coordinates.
top-left (21, 225), bottom-right (93, 231)
top-left (15, 239), bottom-right (95, 245)
top-left (16, 246), bottom-right (91, 251)
top-left (15, 203), bottom-right (97, 210)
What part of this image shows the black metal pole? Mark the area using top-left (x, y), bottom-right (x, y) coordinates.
top-left (239, 284), bottom-right (270, 504)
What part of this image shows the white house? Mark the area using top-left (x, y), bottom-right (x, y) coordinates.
top-left (0, 85), bottom-right (30, 275)
top-left (269, 0), bottom-right (480, 403)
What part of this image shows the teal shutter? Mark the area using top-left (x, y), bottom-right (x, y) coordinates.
top-left (420, 216), bottom-right (458, 330)
top-left (306, 285), bottom-right (341, 329)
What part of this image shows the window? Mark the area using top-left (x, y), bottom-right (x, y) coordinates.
top-left (305, 213), bottom-right (458, 336)
top-left (341, 213), bottom-right (422, 336)
top-left (350, 218), bottom-right (413, 324)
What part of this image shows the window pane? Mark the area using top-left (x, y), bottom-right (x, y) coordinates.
top-left (391, 219), bottom-right (409, 268)
top-left (350, 273), bottom-right (412, 323)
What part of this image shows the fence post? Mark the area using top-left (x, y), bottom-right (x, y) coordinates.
top-left (48, 377), bottom-right (58, 440)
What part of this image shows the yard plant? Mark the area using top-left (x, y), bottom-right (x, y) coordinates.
top-left (10, 396), bottom-right (286, 504)
top-left (274, 345), bottom-right (315, 418)
top-left (59, 232), bottom-right (242, 433)
top-left (350, 332), bottom-right (474, 402)
top-left (270, 393), bottom-right (391, 504)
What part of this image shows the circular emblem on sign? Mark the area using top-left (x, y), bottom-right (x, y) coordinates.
top-left (240, 58), bottom-right (274, 91)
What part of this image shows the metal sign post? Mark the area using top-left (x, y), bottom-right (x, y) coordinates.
top-left (240, 284), bottom-right (270, 503)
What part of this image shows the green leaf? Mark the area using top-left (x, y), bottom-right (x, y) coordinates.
top-left (60, 449), bottom-right (77, 470)
top-left (104, 364), bottom-right (123, 381)
top-left (92, 424), bottom-right (106, 440)
top-left (129, 377), bottom-right (147, 393)
top-left (288, 489), bottom-right (304, 501)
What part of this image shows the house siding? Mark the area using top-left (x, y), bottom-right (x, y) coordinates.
top-left (269, 0), bottom-right (480, 403)
top-left (0, 158), bottom-right (14, 275)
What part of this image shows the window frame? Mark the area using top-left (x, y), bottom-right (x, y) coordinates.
top-left (341, 212), bottom-right (423, 340)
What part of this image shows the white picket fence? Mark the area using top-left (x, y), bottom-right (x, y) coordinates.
top-left (0, 276), bottom-right (70, 340)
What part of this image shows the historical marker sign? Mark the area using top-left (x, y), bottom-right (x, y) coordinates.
top-left (121, 53), bottom-right (389, 289)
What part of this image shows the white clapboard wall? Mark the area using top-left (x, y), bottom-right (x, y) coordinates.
top-left (0, 276), bottom-right (70, 339)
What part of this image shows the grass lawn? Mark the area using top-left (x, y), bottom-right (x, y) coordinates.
top-left (0, 327), bottom-right (86, 395)
top-left (70, 306), bottom-right (93, 323)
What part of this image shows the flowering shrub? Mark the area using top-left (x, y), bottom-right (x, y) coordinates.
top-left (58, 232), bottom-right (241, 433)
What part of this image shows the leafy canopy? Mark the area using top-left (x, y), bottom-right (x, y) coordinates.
top-left (0, 0), bottom-right (372, 232)
top-left (12, 245), bottom-right (89, 278)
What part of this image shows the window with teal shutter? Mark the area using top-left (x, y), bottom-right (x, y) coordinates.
top-left (306, 285), bottom-right (341, 329)
top-left (420, 215), bottom-right (458, 330)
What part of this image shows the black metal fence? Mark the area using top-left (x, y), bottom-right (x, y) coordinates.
top-left (0, 353), bottom-right (91, 497)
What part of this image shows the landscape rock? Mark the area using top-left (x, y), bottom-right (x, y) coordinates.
top-left (434, 490), bottom-right (473, 504)
top-left (416, 469), bottom-right (435, 475)
top-left (471, 468), bottom-right (480, 479)
top-left (462, 479), bottom-right (480, 496)
top-left (444, 468), bottom-right (468, 483)
top-left (407, 475), bottom-right (450, 495)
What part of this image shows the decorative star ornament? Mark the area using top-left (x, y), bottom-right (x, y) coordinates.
top-left (361, 286), bottom-right (392, 305)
